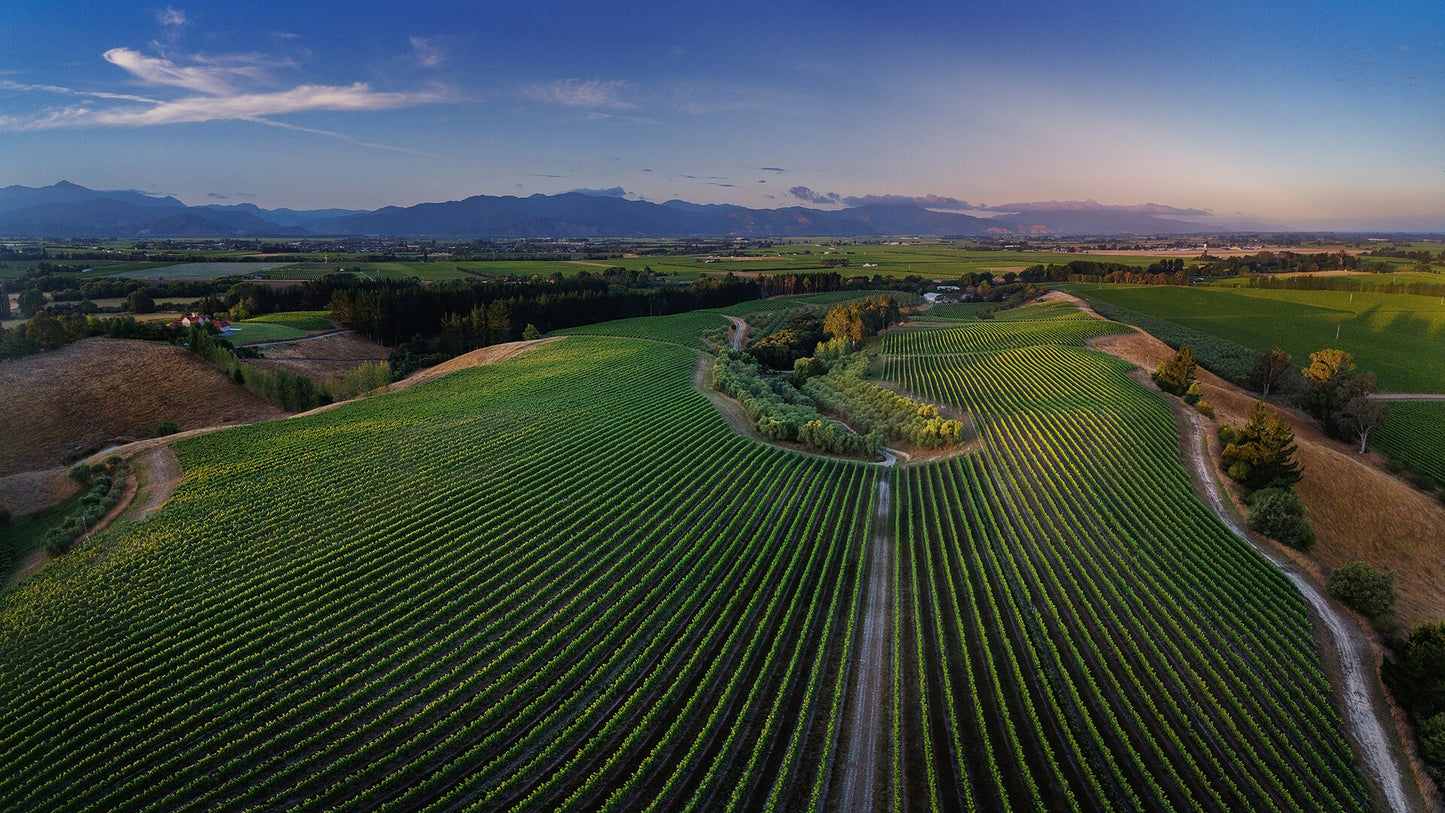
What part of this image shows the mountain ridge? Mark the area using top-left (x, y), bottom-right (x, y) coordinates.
top-left (0, 181), bottom-right (1253, 238)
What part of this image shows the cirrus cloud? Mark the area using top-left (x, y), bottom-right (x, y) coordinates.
top-left (1, 42), bottom-right (448, 140)
top-left (525, 78), bottom-right (635, 110)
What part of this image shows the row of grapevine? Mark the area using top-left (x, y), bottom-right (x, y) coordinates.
top-left (883, 307), bottom-right (1372, 811)
top-left (1371, 399), bottom-right (1445, 484)
top-left (0, 336), bottom-right (878, 811)
top-left (881, 318), bottom-right (1130, 356)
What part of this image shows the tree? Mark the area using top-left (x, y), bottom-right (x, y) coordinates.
top-left (1339, 395), bottom-right (1389, 454)
top-left (522, 323), bottom-right (541, 341)
top-left (17, 287), bottom-right (46, 318)
top-left (1387, 623), bottom-right (1445, 719)
top-left (1296, 347), bottom-right (1354, 420)
top-left (1245, 487), bottom-right (1315, 550)
top-left (1221, 401), bottom-right (1302, 490)
top-left (26, 311), bottom-right (68, 350)
top-left (0, 290), bottom-right (9, 320)
top-left (1249, 347), bottom-right (1293, 400)
top-left (1327, 562), bottom-right (1397, 619)
top-left (125, 290), bottom-right (155, 314)
top-left (1420, 713), bottom-right (1445, 769)
top-left (1151, 345), bottom-right (1197, 397)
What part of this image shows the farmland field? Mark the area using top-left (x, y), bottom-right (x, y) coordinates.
top-left (108, 261), bottom-right (300, 280)
top-left (0, 307), bottom-right (1375, 810)
top-left (1070, 284), bottom-right (1445, 393)
top-left (241, 310), bottom-right (335, 331)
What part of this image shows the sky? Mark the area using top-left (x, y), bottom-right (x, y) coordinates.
top-left (1, 0), bottom-right (1442, 230)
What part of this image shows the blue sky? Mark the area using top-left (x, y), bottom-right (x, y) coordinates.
top-left (2, 0), bottom-right (1441, 229)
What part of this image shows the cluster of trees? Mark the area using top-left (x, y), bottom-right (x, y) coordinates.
top-left (797, 355), bottom-right (964, 449)
top-left (1217, 400), bottom-right (1312, 550)
top-left (1151, 345), bottom-right (1214, 416)
top-left (711, 349), bottom-right (883, 456)
top-left (1245, 274), bottom-right (1445, 298)
top-left (45, 457), bottom-right (129, 557)
top-left (1384, 623), bottom-right (1445, 783)
top-left (1293, 349), bottom-right (1388, 453)
top-left (821, 296), bottom-right (902, 350)
top-left (748, 310), bottom-right (825, 369)
top-left (331, 273), bottom-right (762, 347)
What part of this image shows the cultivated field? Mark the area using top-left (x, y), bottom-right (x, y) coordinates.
top-left (0, 306), bottom-right (1381, 810)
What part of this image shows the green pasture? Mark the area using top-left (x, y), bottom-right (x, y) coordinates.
top-left (226, 322), bottom-right (308, 344)
top-left (1068, 284), bottom-right (1445, 393)
top-left (242, 311), bottom-right (334, 331)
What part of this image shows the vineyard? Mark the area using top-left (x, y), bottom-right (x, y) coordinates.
top-left (882, 317), bottom-right (1371, 810)
top-left (0, 304), bottom-right (1376, 810)
top-left (1372, 400), bottom-right (1445, 485)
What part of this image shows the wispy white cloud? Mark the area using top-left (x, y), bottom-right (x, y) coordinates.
top-left (1, 43), bottom-right (448, 142)
top-left (104, 47), bottom-right (259, 94)
top-left (410, 36), bottom-right (444, 68)
top-left (158, 6), bottom-right (187, 27)
top-left (525, 78), bottom-right (634, 110)
top-left (0, 83), bottom-right (444, 129)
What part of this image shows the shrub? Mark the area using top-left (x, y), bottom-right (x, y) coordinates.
top-left (1246, 488), bottom-right (1315, 551)
top-left (156, 420), bottom-right (180, 436)
top-left (1195, 399), bottom-right (1215, 419)
top-left (1327, 562), bottom-right (1397, 620)
top-left (1421, 713), bottom-right (1445, 767)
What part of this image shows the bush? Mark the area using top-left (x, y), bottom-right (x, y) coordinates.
top-left (1246, 488), bottom-right (1315, 551)
top-left (156, 420), bottom-right (180, 436)
top-left (1195, 399), bottom-right (1215, 419)
top-left (1421, 713), bottom-right (1445, 767)
top-left (1328, 562), bottom-right (1397, 619)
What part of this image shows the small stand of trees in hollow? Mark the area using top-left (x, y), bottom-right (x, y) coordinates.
top-left (712, 295), bottom-right (963, 456)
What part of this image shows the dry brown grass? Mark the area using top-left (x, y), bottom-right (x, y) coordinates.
top-left (0, 338), bottom-right (283, 479)
top-left (1088, 316), bottom-right (1445, 630)
top-left (247, 332), bottom-right (391, 384)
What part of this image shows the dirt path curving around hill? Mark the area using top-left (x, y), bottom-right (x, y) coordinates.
top-left (131, 446), bottom-right (182, 521)
top-left (837, 469), bottom-right (892, 812)
top-left (1179, 401), bottom-right (1414, 812)
top-left (725, 315), bottom-right (748, 350)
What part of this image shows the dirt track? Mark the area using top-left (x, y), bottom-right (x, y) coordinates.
top-left (837, 473), bottom-right (892, 811)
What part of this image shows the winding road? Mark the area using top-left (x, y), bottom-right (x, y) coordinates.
top-left (1181, 410), bottom-right (1413, 813)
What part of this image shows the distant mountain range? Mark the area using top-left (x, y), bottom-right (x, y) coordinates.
top-left (0, 181), bottom-right (1235, 238)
